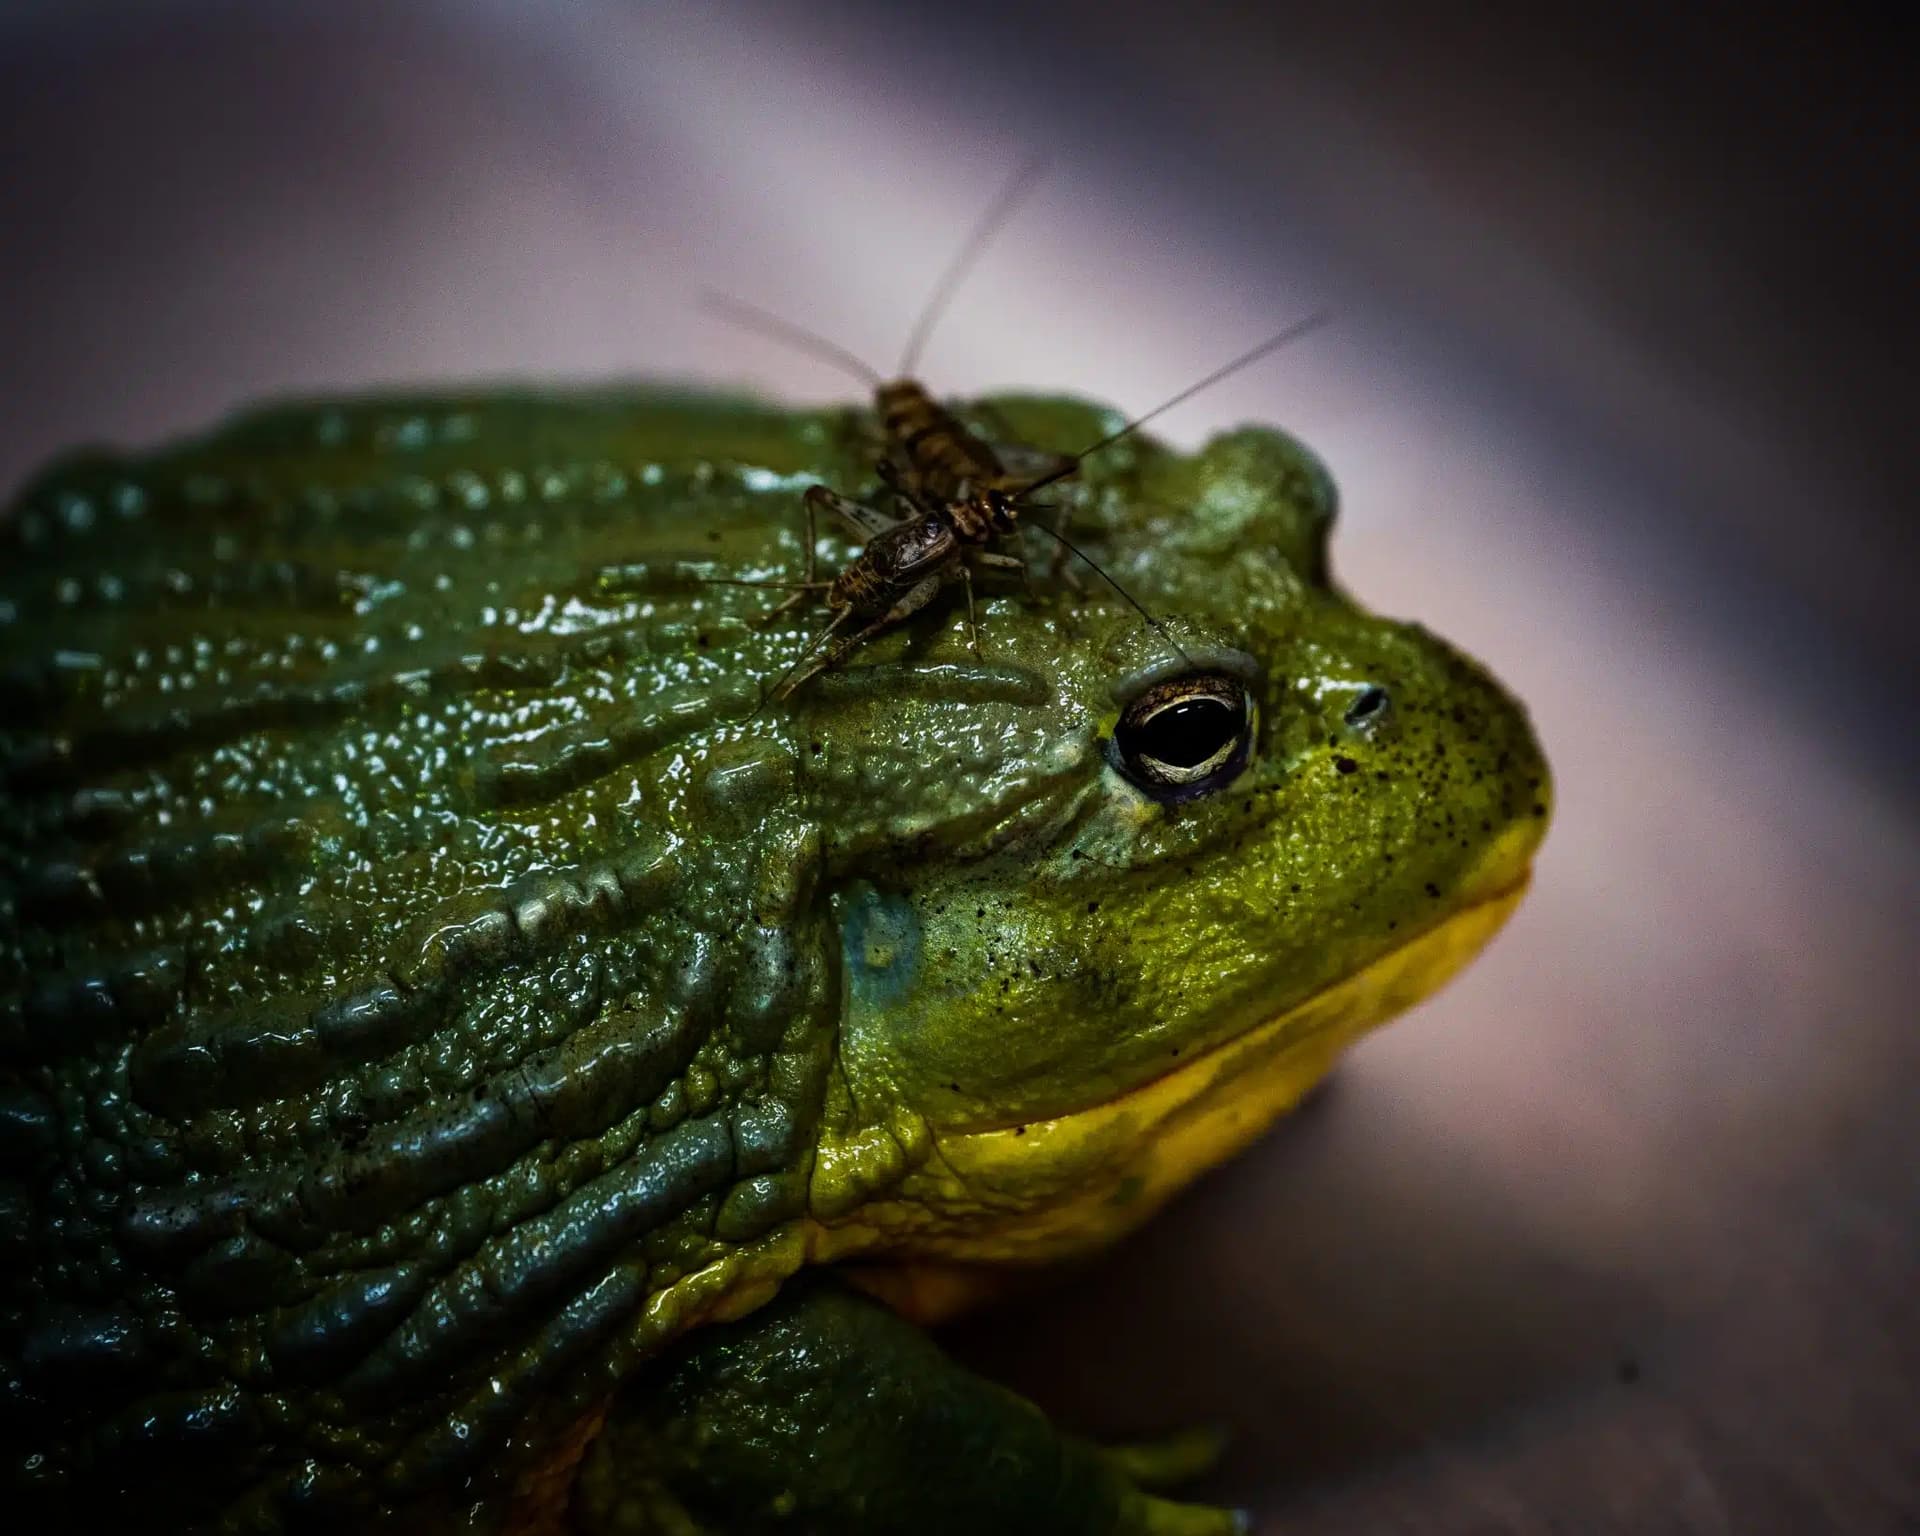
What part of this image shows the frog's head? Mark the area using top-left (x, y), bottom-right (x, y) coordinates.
top-left (791, 409), bottom-right (1550, 1264)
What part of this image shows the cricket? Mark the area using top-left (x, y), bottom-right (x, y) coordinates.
top-left (705, 159), bottom-right (1328, 700)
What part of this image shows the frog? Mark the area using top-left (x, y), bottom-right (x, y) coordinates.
top-left (0, 384), bottom-right (1550, 1534)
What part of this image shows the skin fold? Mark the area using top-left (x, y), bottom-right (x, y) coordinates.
top-left (0, 387), bottom-right (1549, 1531)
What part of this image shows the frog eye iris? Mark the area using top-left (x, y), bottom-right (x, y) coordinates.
top-left (1112, 674), bottom-right (1254, 799)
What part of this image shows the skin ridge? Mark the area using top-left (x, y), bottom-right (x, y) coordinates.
top-left (0, 392), bottom-right (862, 1524)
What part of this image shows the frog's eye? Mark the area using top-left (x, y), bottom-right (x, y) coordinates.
top-left (1111, 672), bottom-right (1255, 801)
top-left (1344, 684), bottom-right (1389, 725)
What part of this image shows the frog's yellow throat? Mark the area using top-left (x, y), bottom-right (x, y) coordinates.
top-left (810, 822), bottom-right (1538, 1322)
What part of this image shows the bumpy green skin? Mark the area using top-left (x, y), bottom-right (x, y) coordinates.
top-left (0, 386), bottom-right (1547, 1530)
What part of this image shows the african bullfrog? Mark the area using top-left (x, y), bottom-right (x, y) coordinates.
top-left (0, 387), bottom-right (1550, 1532)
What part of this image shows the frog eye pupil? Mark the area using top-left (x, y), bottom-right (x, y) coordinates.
top-left (1135, 697), bottom-right (1237, 768)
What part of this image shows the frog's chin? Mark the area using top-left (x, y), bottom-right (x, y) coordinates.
top-left (809, 831), bottom-right (1536, 1308)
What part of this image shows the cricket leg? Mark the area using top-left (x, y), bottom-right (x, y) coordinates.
top-left (806, 482), bottom-right (902, 543)
top-left (750, 488), bottom-right (828, 624)
top-left (756, 485), bottom-right (901, 625)
top-left (774, 574), bottom-right (944, 699)
top-left (975, 546), bottom-right (1029, 599)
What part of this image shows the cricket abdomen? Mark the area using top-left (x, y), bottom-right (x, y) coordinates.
top-left (874, 379), bottom-right (1010, 504)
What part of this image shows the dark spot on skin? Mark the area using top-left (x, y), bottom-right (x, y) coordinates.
top-left (1533, 802), bottom-right (1548, 817)
top-left (1334, 756), bottom-right (1359, 775)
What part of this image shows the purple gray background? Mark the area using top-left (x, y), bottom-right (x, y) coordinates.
top-left (3, 3), bottom-right (1914, 1531)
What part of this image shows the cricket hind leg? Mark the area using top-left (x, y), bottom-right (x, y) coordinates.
top-left (741, 486), bottom-right (827, 625)
top-left (807, 481), bottom-right (905, 543)
top-left (571, 1275), bottom-right (1247, 1536)
top-left (772, 572), bottom-right (945, 699)
top-left (748, 483), bottom-right (900, 626)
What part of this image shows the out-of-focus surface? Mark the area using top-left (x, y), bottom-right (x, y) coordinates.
top-left (2, 2), bottom-right (1914, 1530)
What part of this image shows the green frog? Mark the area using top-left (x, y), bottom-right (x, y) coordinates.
top-left (0, 386), bottom-right (1549, 1533)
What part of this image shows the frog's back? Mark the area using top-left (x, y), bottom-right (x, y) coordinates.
top-left (0, 389), bottom-right (851, 1528)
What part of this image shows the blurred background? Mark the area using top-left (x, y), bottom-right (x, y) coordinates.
top-left (2, 2), bottom-right (1914, 1529)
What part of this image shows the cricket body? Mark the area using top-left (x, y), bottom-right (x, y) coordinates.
top-left (778, 371), bottom-right (1038, 697)
top-left (764, 396), bottom-right (1033, 698)
top-left (704, 161), bottom-right (1056, 697)
top-left (793, 497), bottom-right (981, 688)
top-left (707, 158), bottom-right (1328, 699)
top-left (696, 372), bottom-right (1033, 699)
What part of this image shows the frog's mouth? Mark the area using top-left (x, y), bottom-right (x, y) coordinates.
top-left (819, 821), bottom-right (1540, 1285)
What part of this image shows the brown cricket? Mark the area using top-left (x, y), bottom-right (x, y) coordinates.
top-left (706, 160), bottom-right (1327, 700)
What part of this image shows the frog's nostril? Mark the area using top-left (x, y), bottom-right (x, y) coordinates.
top-left (1344, 685), bottom-right (1390, 728)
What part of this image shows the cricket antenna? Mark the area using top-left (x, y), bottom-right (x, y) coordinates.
top-left (702, 291), bottom-right (884, 389)
top-left (1015, 310), bottom-right (1331, 500)
top-left (1027, 518), bottom-right (1190, 664)
top-left (898, 155), bottom-right (1049, 378)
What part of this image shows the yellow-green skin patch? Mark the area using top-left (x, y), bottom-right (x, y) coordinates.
top-left (0, 387), bottom-right (1548, 1529)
